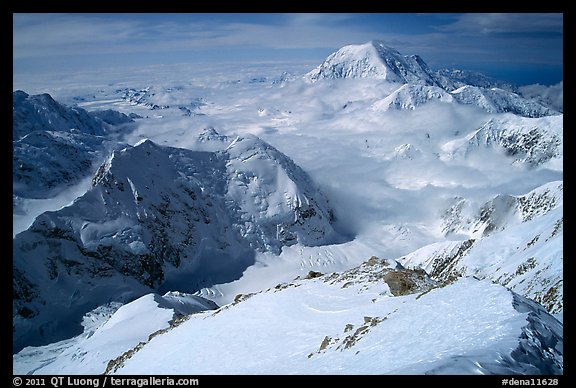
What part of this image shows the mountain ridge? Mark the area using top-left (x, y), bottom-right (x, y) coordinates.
top-left (305, 41), bottom-right (560, 117)
top-left (13, 91), bottom-right (134, 201)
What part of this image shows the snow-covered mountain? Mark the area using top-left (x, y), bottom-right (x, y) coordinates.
top-left (13, 91), bottom-right (134, 200)
top-left (119, 86), bottom-right (206, 116)
top-left (441, 115), bottom-right (563, 168)
top-left (13, 129), bottom-right (339, 353)
top-left (120, 87), bottom-right (169, 110)
top-left (402, 181), bottom-right (563, 314)
top-left (371, 84), bottom-right (453, 111)
top-left (13, 90), bottom-right (106, 140)
top-left (449, 85), bottom-right (557, 118)
top-left (306, 40), bottom-right (440, 86)
top-left (306, 41), bottom-right (560, 118)
top-left (434, 68), bottom-right (519, 93)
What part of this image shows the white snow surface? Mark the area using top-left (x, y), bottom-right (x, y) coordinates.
top-left (15, 265), bottom-right (562, 375)
top-left (112, 276), bottom-right (560, 375)
top-left (13, 292), bottom-right (217, 375)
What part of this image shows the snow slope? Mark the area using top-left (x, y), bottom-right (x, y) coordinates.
top-left (106, 260), bottom-right (562, 375)
top-left (13, 292), bottom-right (217, 375)
top-left (371, 84), bottom-right (453, 111)
top-left (441, 115), bottom-right (563, 169)
top-left (450, 85), bottom-right (557, 118)
top-left (15, 257), bottom-right (562, 375)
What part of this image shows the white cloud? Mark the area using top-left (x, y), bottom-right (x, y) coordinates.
top-left (13, 14), bottom-right (144, 58)
top-left (438, 13), bottom-right (563, 34)
top-left (12, 13), bottom-right (377, 59)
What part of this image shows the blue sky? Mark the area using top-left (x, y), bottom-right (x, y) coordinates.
top-left (13, 13), bottom-right (563, 85)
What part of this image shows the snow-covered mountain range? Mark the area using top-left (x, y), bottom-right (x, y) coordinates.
top-left (306, 40), bottom-right (559, 118)
top-left (13, 40), bottom-right (562, 375)
top-left (402, 181), bottom-right (563, 313)
top-left (441, 115), bottom-right (563, 168)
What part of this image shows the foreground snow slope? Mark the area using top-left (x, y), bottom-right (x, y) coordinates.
top-left (15, 258), bottom-right (561, 375)
top-left (13, 292), bottom-right (217, 375)
top-left (107, 259), bottom-right (561, 375)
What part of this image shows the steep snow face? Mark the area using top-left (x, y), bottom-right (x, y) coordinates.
top-left (224, 134), bottom-right (338, 251)
top-left (306, 40), bottom-right (439, 86)
top-left (441, 115), bottom-right (563, 169)
top-left (103, 261), bottom-right (561, 375)
top-left (442, 181), bottom-right (563, 238)
top-left (13, 131), bottom-right (339, 353)
top-left (402, 181), bottom-right (563, 314)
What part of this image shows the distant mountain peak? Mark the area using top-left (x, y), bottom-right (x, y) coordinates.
top-left (305, 41), bottom-right (559, 117)
top-left (305, 40), bottom-right (439, 86)
top-left (13, 91), bottom-right (132, 200)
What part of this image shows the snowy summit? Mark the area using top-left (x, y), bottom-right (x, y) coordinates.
top-left (306, 40), bottom-right (440, 85)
